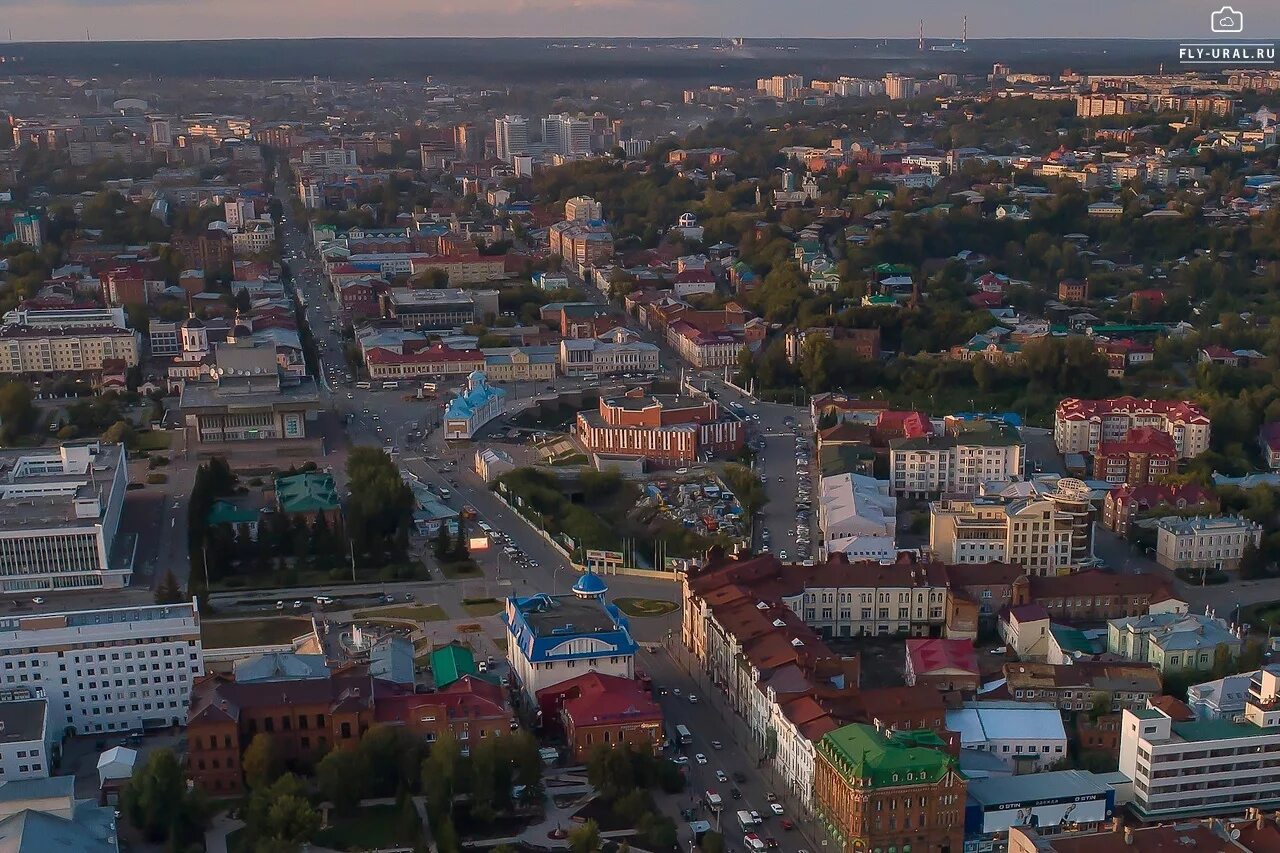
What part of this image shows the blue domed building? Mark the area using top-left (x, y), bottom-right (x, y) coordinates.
top-left (444, 370), bottom-right (506, 440)
top-left (571, 570), bottom-right (609, 600)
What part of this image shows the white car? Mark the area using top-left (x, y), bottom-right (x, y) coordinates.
top-left (716, 770), bottom-right (728, 782)
top-left (688, 694), bottom-right (698, 704)
top-left (695, 753), bottom-right (708, 765)
top-left (770, 803), bottom-right (785, 816)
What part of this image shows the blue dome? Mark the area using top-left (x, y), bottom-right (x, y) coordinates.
top-left (572, 571), bottom-right (608, 599)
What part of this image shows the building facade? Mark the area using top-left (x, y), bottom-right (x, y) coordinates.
top-left (0, 326), bottom-right (139, 377)
top-left (575, 388), bottom-right (744, 466)
top-left (929, 497), bottom-right (1075, 576)
top-left (1155, 515), bottom-right (1263, 573)
top-left (889, 426), bottom-right (1025, 498)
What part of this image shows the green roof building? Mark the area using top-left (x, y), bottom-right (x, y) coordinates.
top-left (430, 642), bottom-right (478, 689)
top-left (815, 723), bottom-right (964, 853)
top-left (274, 471), bottom-right (340, 518)
top-left (207, 500), bottom-right (260, 530)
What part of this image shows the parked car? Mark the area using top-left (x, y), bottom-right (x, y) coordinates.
top-left (730, 787), bottom-right (742, 800)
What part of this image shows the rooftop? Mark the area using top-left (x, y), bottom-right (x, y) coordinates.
top-left (0, 698), bottom-right (46, 744)
top-left (0, 442), bottom-right (126, 533)
top-left (819, 723), bottom-right (953, 788)
top-left (966, 769), bottom-right (1110, 808)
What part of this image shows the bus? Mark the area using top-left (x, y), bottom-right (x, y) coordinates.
top-left (381, 381), bottom-right (400, 390)
top-left (704, 791), bottom-right (723, 812)
top-left (355, 381), bottom-right (372, 390)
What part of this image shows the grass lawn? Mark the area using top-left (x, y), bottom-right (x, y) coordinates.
top-left (201, 617), bottom-right (312, 649)
top-left (314, 804), bottom-right (415, 851)
top-left (439, 560), bottom-right (483, 579)
top-left (613, 597), bottom-right (679, 617)
top-left (352, 604), bottom-right (448, 622)
top-left (462, 599), bottom-right (503, 617)
top-left (129, 431), bottom-right (172, 451)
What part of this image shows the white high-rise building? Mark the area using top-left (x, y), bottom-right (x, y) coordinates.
top-left (0, 600), bottom-right (203, 734)
top-left (542, 113), bottom-right (591, 155)
top-left (495, 115), bottom-right (530, 163)
top-left (884, 73), bottom-right (917, 100)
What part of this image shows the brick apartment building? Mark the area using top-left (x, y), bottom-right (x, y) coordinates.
top-left (1102, 483), bottom-right (1219, 536)
top-left (1091, 427), bottom-right (1177, 485)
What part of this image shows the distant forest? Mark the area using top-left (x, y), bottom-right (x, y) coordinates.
top-left (0, 38), bottom-right (1189, 83)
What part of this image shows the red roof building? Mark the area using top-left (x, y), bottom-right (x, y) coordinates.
top-left (1102, 482), bottom-right (1219, 536)
top-left (1054, 396), bottom-right (1211, 458)
top-left (363, 342), bottom-right (486, 381)
top-left (904, 638), bottom-right (980, 695)
top-left (1092, 426), bottom-right (1178, 485)
top-left (536, 672), bottom-right (663, 761)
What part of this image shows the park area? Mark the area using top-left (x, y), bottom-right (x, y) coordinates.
top-left (201, 617), bottom-right (311, 649)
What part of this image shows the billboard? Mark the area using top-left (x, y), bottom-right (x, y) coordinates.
top-left (977, 791), bottom-right (1112, 836)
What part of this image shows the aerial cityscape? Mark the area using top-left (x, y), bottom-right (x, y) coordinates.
top-left (2, 9), bottom-right (1280, 853)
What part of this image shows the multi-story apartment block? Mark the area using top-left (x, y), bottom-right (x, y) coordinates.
top-left (564, 195), bottom-right (603, 222)
top-left (929, 496), bottom-right (1075, 576)
top-left (558, 329), bottom-right (659, 377)
top-left (0, 600), bottom-right (202, 735)
top-left (814, 723), bottom-right (965, 853)
top-left (1155, 515), bottom-right (1263, 573)
top-left (548, 220), bottom-right (614, 268)
top-left (494, 115), bottom-right (530, 163)
top-left (11, 212), bottom-right (44, 250)
top-left (299, 146), bottom-right (357, 169)
top-left (1120, 668), bottom-right (1280, 820)
top-left (0, 325), bottom-right (139, 377)
top-left (1092, 427), bottom-right (1178, 485)
top-left (0, 441), bottom-right (130, 591)
top-left (883, 73), bottom-right (917, 100)
top-left (1054, 397), bottom-right (1211, 459)
top-left (757, 74), bottom-right (805, 100)
top-left (889, 423), bottom-right (1024, 498)
top-left (1001, 661), bottom-right (1162, 713)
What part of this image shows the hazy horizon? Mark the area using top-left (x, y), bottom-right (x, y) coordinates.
top-left (0, 0), bottom-right (1277, 43)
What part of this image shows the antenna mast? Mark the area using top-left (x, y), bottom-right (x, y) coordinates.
top-left (918, 19), bottom-right (924, 51)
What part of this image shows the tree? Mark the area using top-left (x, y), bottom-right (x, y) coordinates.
top-left (568, 819), bottom-right (601, 853)
top-left (798, 334), bottom-right (836, 392)
top-left (701, 831), bottom-right (726, 853)
top-left (154, 570), bottom-right (183, 605)
top-left (586, 743), bottom-right (635, 800)
top-left (101, 419), bottom-right (133, 445)
top-left (0, 381), bottom-right (36, 443)
top-left (421, 730), bottom-right (463, 814)
top-left (264, 794), bottom-right (320, 844)
top-left (453, 517), bottom-right (469, 560)
top-left (1088, 691), bottom-right (1113, 722)
top-left (359, 725), bottom-right (424, 798)
top-left (316, 747), bottom-right (368, 814)
top-left (242, 733), bottom-right (282, 791)
top-left (1239, 541), bottom-right (1268, 580)
top-left (120, 748), bottom-right (211, 847)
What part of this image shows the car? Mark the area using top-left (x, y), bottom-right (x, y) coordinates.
top-left (780, 819), bottom-right (795, 831)
top-left (675, 467), bottom-right (690, 475)
top-left (716, 770), bottom-right (728, 782)
top-left (672, 687), bottom-right (681, 696)
top-left (770, 803), bottom-right (785, 816)
top-left (733, 771), bottom-right (747, 784)
top-left (383, 595), bottom-right (394, 604)
top-left (779, 551), bottom-right (788, 561)
top-left (275, 600), bottom-right (285, 610)
top-left (688, 694), bottom-right (698, 704)
top-left (695, 753), bottom-right (707, 764)
top-left (710, 740), bottom-right (723, 750)
top-left (765, 838), bottom-right (779, 849)
top-left (750, 810), bottom-right (762, 824)
top-left (766, 793), bottom-right (777, 802)
top-left (777, 475), bottom-right (784, 482)
top-left (672, 756), bottom-right (690, 766)
top-left (729, 787), bottom-right (742, 799)
top-left (31, 597), bottom-right (43, 605)
top-left (292, 600), bottom-right (304, 609)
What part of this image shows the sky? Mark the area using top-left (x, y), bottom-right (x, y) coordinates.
top-left (0, 0), bottom-right (1277, 42)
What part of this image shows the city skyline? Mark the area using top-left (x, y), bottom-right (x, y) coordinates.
top-left (0, 0), bottom-right (1277, 43)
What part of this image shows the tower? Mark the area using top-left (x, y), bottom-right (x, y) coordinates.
top-left (963, 15), bottom-right (968, 46)
top-left (919, 19), bottom-right (924, 51)
top-left (180, 312), bottom-right (208, 359)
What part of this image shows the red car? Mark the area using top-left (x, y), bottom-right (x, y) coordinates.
top-left (780, 819), bottom-right (795, 831)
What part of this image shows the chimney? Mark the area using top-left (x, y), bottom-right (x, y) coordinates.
top-left (1124, 827), bottom-right (1134, 846)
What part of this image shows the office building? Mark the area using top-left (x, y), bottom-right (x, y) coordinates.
top-left (1155, 515), bottom-right (1263, 573)
top-left (1054, 397), bottom-right (1211, 459)
top-left (0, 442), bottom-right (129, 591)
top-left (1187, 669), bottom-right (1261, 721)
top-left (379, 287), bottom-right (499, 331)
top-left (0, 306), bottom-right (127, 331)
top-left (965, 771), bottom-right (1115, 842)
top-left (452, 122), bottom-right (482, 162)
top-left (817, 473), bottom-right (897, 559)
top-left (495, 115), bottom-right (530, 163)
top-left (559, 329), bottom-right (660, 377)
top-left (1120, 669), bottom-right (1280, 820)
top-left (503, 574), bottom-right (636, 703)
top-left (0, 601), bottom-right (202, 735)
top-left (814, 723), bottom-right (964, 853)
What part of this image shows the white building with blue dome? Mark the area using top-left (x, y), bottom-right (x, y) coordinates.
top-left (444, 370), bottom-right (506, 440)
top-left (503, 570), bottom-right (637, 702)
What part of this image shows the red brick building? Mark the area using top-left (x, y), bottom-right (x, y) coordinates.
top-left (186, 664), bottom-right (383, 795)
top-left (373, 674), bottom-right (513, 745)
top-left (172, 231), bottom-right (233, 276)
top-left (1058, 278), bottom-right (1089, 303)
top-left (575, 387), bottom-right (745, 466)
top-left (536, 672), bottom-right (663, 761)
top-left (1092, 426), bottom-right (1177, 485)
top-left (1102, 482), bottom-right (1219, 536)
